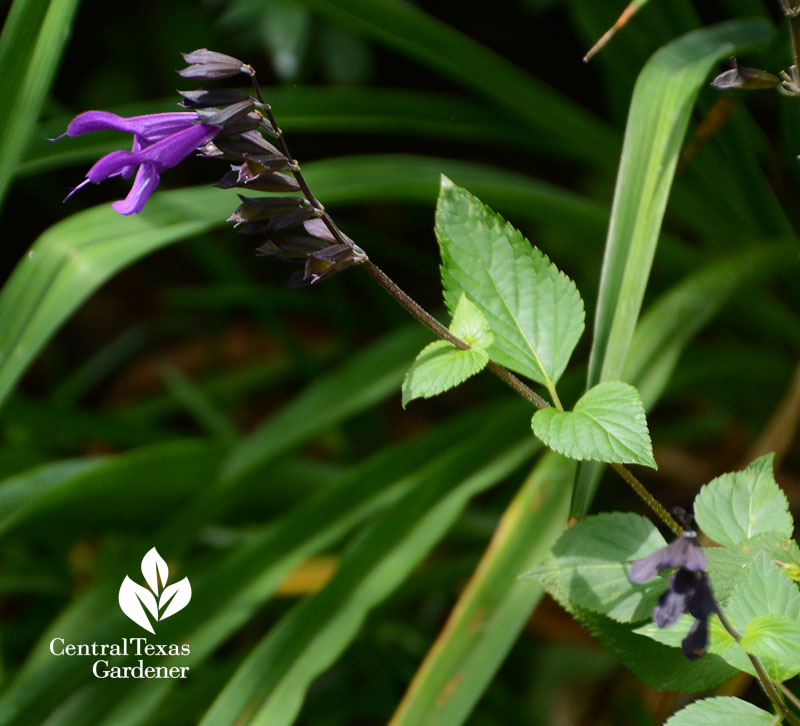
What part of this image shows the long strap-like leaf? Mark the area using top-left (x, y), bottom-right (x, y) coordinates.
top-left (572, 18), bottom-right (773, 516)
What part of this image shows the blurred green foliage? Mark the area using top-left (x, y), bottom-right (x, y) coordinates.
top-left (0, 0), bottom-right (798, 724)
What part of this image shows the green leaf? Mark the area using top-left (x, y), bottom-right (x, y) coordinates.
top-left (723, 551), bottom-right (800, 679)
top-left (402, 294), bottom-right (492, 407)
top-left (525, 512), bottom-right (667, 622)
top-left (694, 454), bottom-right (793, 547)
top-left (740, 614), bottom-right (800, 670)
top-left (705, 533), bottom-right (800, 605)
top-left (402, 342), bottom-right (487, 407)
top-left (436, 177), bottom-right (585, 395)
top-left (532, 381), bottom-right (655, 467)
top-left (0, 0), bottom-right (81, 209)
top-left (634, 614), bottom-right (735, 660)
top-left (585, 19), bottom-right (773, 389)
top-left (388, 453), bottom-right (572, 726)
top-left (571, 18), bottom-right (774, 516)
top-left (664, 697), bottom-right (775, 726)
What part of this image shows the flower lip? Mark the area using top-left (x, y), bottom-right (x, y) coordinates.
top-left (65, 110), bottom-right (202, 142)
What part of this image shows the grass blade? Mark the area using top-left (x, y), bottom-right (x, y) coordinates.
top-left (199, 404), bottom-right (535, 726)
top-left (389, 453), bottom-right (572, 726)
top-left (573, 18), bottom-right (773, 516)
top-left (0, 0), bottom-right (81, 209)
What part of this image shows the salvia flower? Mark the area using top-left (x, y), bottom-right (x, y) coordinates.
top-left (629, 531), bottom-right (717, 660)
top-left (59, 111), bottom-right (221, 214)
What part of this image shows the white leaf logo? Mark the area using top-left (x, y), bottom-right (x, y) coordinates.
top-left (118, 548), bottom-right (191, 632)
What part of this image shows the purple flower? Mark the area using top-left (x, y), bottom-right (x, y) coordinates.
top-left (59, 111), bottom-right (221, 214)
top-left (629, 533), bottom-right (717, 660)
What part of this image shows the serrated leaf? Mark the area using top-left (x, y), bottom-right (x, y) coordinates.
top-left (664, 697), bottom-right (775, 726)
top-left (723, 551), bottom-right (800, 679)
top-left (524, 512), bottom-right (667, 622)
top-left (402, 342), bottom-right (488, 407)
top-left (694, 454), bottom-right (793, 547)
top-left (740, 614), bottom-right (800, 670)
top-left (401, 296), bottom-right (492, 407)
top-left (436, 177), bottom-right (584, 393)
top-left (705, 533), bottom-right (800, 605)
top-left (531, 381), bottom-right (656, 467)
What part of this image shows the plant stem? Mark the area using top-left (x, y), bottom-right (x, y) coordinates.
top-left (363, 260), bottom-right (552, 409)
top-left (610, 463), bottom-right (682, 536)
top-left (782, 0), bottom-right (800, 87)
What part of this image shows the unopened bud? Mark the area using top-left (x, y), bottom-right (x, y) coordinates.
top-left (711, 57), bottom-right (778, 91)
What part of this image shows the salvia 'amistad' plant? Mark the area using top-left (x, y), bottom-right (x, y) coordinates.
top-left (46, 13), bottom-right (800, 724)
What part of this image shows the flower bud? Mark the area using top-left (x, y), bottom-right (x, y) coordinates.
top-left (178, 49), bottom-right (251, 80)
top-left (711, 57), bottom-right (778, 91)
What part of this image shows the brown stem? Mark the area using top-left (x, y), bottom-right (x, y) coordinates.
top-left (363, 260), bottom-right (551, 410)
top-left (610, 463), bottom-right (682, 536)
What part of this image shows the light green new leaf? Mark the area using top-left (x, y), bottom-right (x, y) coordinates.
top-left (524, 512), bottom-right (666, 622)
top-left (532, 381), bottom-right (655, 467)
top-left (449, 293), bottom-right (493, 347)
top-left (694, 453), bottom-right (793, 547)
top-left (402, 342), bottom-right (487, 407)
top-left (402, 294), bottom-right (492, 407)
top-left (436, 177), bottom-right (584, 395)
top-left (741, 614), bottom-right (800, 670)
top-left (664, 697), bottom-right (775, 726)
